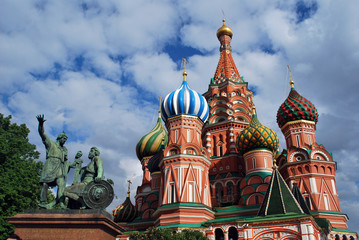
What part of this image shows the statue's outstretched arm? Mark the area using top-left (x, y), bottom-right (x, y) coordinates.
top-left (36, 114), bottom-right (47, 142)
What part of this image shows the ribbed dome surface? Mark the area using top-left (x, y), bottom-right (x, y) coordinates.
top-left (147, 150), bottom-right (162, 173)
top-left (277, 87), bottom-right (318, 128)
top-left (112, 196), bottom-right (137, 223)
top-left (161, 80), bottom-right (209, 123)
top-left (236, 114), bottom-right (279, 155)
top-left (217, 19), bottom-right (233, 39)
top-left (136, 113), bottom-right (168, 160)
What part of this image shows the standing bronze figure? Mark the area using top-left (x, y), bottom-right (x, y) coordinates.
top-left (37, 114), bottom-right (68, 209)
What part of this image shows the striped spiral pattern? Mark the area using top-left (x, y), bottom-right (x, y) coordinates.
top-left (136, 115), bottom-right (168, 160)
top-left (161, 80), bottom-right (209, 123)
top-left (112, 196), bottom-right (137, 223)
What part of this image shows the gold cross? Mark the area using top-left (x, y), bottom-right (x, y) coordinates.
top-left (127, 179), bottom-right (132, 192)
top-left (182, 58), bottom-right (187, 72)
top-left (287, 65), bottom-right (294, 88)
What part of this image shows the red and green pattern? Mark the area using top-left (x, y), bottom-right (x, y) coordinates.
top-left (112, 196), bottom-right (138, 223)
top-left (236, 114), bottom-right (279, 155)
top-left (277, 88), bottom-right (318, 128)
top-left (136, 115), bottom-right (168, 160)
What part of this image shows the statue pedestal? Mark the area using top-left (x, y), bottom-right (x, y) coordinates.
top-left (7, 209), bottom-right (124, 240)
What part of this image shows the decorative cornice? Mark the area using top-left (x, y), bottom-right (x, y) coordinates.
top-left (280, 120), bottom-right (316, 131)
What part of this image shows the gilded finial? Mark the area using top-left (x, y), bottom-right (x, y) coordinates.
top-left (252, 105), bottom-right (256, 115)
top-left (158, 96), bottom-right (162, 116)
top-left (222, 10), bottom-right (226, 25)
top-left (127, 179), bottom-right (132, 197)
top-left (182, 58), bottom-right (188, 81)
top-left (287, 65), bottom-right (295, 89)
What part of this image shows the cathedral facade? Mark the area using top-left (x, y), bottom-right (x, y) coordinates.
top-left (112, 20), bottom-right (358, 240)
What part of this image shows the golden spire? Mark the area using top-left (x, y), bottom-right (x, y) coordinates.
top-left (158, 96), bottom-right (162, 116)
top-left (287, 65), bottom-right (295, 89)
top-left (252, 105), bottom-right (257, 115)
top-left (127, 179), bottom-right (132, 198)
top-left (182, 58), bottom-right (188, 81)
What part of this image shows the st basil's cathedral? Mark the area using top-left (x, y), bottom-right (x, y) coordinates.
top-left (112, 19), bottom-right (358, 240)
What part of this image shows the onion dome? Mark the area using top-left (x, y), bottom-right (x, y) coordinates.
top-left (277, 79), bottom-right (319, 128)
top-left (148, 150), bottom-right (162, 173)
top-left (217, 18), bottom-right (233, 39)
top-left (113, 180), bottom-right (137, 223)
top-left (161, 70), bottom-right (209, 123)
top-left (136, 110), bottom-right (168, 160)
top-left (236, 107), bottom-right (279, 155)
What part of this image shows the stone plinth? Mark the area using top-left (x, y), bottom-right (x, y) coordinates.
top-left (7, 209), bottom-right (124, 240)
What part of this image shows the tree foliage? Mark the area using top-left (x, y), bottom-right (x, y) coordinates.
top-left (129, 227), bottom-right (208, 240)
top-left (0, 114), bottom-right (42, 239)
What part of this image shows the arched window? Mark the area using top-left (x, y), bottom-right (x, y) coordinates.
top-left (343, 235), bottom-right (348, 240)
top-left (226, 182), bottom-right (234, 197)
top-left (215, 228), bottom-right (224, 240)
top-left (335, 235), bottom-right (340, 240)
top-left (215, 183), bottom-right (223, 206)
top-left (228, 227), bottom-right (238, 240)
top-left (218, 145), bottom-right (223, 156)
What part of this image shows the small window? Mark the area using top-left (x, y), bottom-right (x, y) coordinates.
top-left (255, 195), bottom-right (259, 205)
top-left (175, 130), bottom-right (178, 143)
top-left (170, 184), bottom-right (176, 203)
top-left (218, 145), bottom-right (223, 156)
top-left (188, 183), bottom-right (193, 202)
top-left (296, 135), bottom-right (300, 147)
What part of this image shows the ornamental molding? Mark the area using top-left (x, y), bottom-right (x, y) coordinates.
top-left (280, 120), bottom-right (316, 131)
top-left (289, 150), bottom-right (308, 162)
top-left (244, 149), bottom-right (273, 157)
top-left (311, 150), bottom-right (330, 161)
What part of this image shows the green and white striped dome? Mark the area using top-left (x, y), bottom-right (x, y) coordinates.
top-left (136, 111), bottom-right (168, 160)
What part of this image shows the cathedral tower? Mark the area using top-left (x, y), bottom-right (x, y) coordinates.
top-left (277, 73), bottom-right (348, 230)
top-left (155, 67), bottom-right (214, 227)
top-left (236, 107), bottom-right (279, 206)
top-left (202, 19), bottom-right (255, 207)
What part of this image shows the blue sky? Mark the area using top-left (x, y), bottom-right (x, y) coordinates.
top-left (1, 0), bottom-right (359, 232)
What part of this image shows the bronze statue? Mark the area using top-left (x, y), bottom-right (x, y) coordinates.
top-left (64, 147), bottom-right (113, 209)
top-left (69, 151), bottom-right (83, 185)
top-left (36, 114), bottom-right (68, 209)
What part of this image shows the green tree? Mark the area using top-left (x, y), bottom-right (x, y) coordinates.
top-left (129, 227), bottom-right (208, 240)
top-left (0, 114), bottom-right (43, 239)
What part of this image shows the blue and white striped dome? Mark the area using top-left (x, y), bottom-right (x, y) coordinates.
top-left (161, 79), bottom-right (209, 123)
